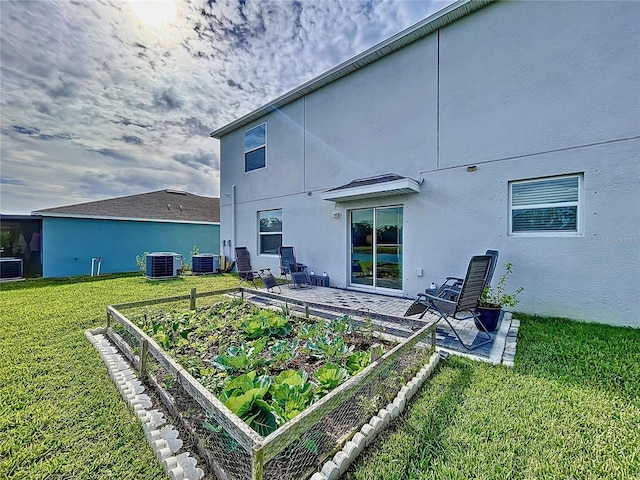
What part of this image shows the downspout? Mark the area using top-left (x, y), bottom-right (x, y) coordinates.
top-left (231, 184), bottom-right (236, 258)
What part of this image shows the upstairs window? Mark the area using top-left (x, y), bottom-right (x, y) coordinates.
top-left (509, 174), bottom-right (582, 235)
top-left (258, 209), bottom-right (282, 254)
top-left (244, 123), bottom-right (266, 172)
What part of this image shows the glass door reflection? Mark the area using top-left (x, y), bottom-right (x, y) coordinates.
top-left (350, 206), bottom-right (402, 290)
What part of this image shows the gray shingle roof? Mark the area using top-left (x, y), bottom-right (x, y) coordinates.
top-left (32, 190), bottom-right (220, 223)
top-left (324, 174), bottom-right (406, 192)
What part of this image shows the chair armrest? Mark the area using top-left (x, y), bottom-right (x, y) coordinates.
top-left (422, 293), bottom-right (456, 306)
top-left (444, 277), bottom-right (463, 282)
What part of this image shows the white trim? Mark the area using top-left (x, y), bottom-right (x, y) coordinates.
top-left (322, 178), bottom-right (420, 202)
top-left (508, 173), bottom-right (583, 236)
top-left (33, 212), bottom-right (220, 225)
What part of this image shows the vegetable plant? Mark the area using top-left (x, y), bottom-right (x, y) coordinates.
top-left (268, 370), bottom-right (315, 424)
top-left (269, 339), bottom-right (299, 369)
top-left (303, 334), bottom-right (354, 361)
top-left (240, 310), bottom-right (292, 339)
top-left (345, 350), bottom-right (371, 376)
top-left (314, 363), bottom-right (350, 395)
top-left (219, 371), bottom-right (277, 436)
top-left (212, 338), bottom-right (268, 373)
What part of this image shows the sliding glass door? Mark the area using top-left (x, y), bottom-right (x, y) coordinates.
top-left (350, 206), bottom-right (403, 291)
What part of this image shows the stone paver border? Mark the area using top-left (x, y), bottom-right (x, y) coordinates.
top-left (85, 328), bottom-right (205, 480)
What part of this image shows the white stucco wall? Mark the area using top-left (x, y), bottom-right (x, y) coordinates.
top-left (218, 0), bottom-right (640, 327)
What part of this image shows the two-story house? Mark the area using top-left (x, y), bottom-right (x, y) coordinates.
top-left (211, 0), bottom-right (640, 327)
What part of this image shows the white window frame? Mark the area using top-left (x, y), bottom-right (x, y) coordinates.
top-left (257, 209), bottom-right (282, 255)
top-left (244, 123), bottom-right (267, 173)
top-left (509, 173), bottom-right (583, 237)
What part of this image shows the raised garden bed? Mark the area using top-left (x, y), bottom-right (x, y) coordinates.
top-left (106, 288), bottom-right (437, 480)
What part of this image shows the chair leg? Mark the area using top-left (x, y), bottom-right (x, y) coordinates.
top-left (438, 312), bottom-right (492, 351)
top-left (404, 300), bottom-right (427, 317)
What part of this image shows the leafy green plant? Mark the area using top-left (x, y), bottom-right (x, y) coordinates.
top-left (269, 339), bottom-right (299, 369)
top-left (345, 350), bottom-right (371, 376)
top-left (328, 315), bottom-right (352, 335)
top-left (298, 322), bottom-right (325, 340)
top-left (212, 339), bottom-right (267, 373)
top-left (304, 334), bottom-right (354, 361)
top-left (268, 370), bottom-right (315, 424)
top-left (219, 371), bottom-right (277, 436)
top-left (359, 314), bottom-right (376, 340)
top-left (146, 311), bottom-right (198, 351)
top-left (240, 310), bottom-right (292, 339)
top-left (314, 363), bottom-right (349, 395)
top-left (480, 262), bottom-right (524, 308)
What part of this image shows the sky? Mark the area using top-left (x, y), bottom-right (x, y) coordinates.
top-left (1, 0), bottom-right (451, 214)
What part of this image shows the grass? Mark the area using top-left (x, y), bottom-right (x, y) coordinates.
top-left (1, 276), bottom-right (639, 479)
top-left (0, 273), bottom-right (238, 479)
top-left (345, 315), bottom-right (640, 480)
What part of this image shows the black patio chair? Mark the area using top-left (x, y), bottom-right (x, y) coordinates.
top-left (412, 255), bottom-right (493, 350)
top-left (234, 247), bottom-right (281, 293)
top-left (278, 246), bottom-right (310, 288)
top-left (405, 249), bottom-right (499, 317)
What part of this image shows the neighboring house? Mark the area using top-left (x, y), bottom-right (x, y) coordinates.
top-left (32, 190), bottom-right (220, 278)
top-left (211, 0), bottom-right (640, 327)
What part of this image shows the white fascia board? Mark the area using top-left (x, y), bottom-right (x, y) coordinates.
top-left (33, 212), bottom-right (220, 225)
top-left (321, 178), bottom-right (420, 202)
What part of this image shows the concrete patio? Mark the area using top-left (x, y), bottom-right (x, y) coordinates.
top-left (238, 284), bottom-right (519, 366)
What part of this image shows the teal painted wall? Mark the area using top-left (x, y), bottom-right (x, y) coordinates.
top-left (41, 217), bottom-right (220, 278)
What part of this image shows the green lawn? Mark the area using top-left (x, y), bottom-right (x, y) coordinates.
top-left (0, 274), bottom-right (238, 480)
top-left (1, 275), bottom-right (639, 479)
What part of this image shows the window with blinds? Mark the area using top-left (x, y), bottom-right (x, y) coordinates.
top-left (509, 174), bottom-right (582, 235)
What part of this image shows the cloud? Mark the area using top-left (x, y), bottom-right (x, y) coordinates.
top-left (11, 125), bottom-right (40, 136)
top-left (1, 0), bottom-right (452, 214)
top-left (122, 135), bottom-right (143, 145)
top-left (1, 177), bottom-right (28, 186)
top-left (174, 151), bottom-right (219, 170)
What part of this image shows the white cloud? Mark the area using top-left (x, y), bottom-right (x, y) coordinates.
top-left (1, 0), bottom-right (451, 213)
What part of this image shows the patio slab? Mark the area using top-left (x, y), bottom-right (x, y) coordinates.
top-left (239, 285), bottom-right (518, 365)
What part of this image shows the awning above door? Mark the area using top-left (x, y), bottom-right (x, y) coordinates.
top-left (321, 173), bottom-right (420, 202)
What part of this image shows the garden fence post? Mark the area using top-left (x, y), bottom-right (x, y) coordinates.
top-left (139, 338), bottom-right (148, 379)
top-left (190, 288), bottom-right (196, 310)
top-left (305, 306), bottom-right (309, 319)
top-left (251, 445), bottom-right (264, 480)
top-left (106, 308), bottom-right (111, 328)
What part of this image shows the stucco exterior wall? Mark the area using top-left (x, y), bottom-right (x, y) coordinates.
top-left (218, 0), bottom-right (640, 326)
top-left (41, 217), bottom-right (220, 278)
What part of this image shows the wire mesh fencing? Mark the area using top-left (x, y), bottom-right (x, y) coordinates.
top-left (105, 287), bottom-right (436, 480)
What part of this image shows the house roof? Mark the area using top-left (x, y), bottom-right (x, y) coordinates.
top-left (32, 190), bottom-right (220, 224)
top-left (210, 0), bottom-right (493, 139)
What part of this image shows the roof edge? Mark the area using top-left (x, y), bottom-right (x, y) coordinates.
top-left (210, 0), bottom-right (493, 139)
top-left (33, 212), bottom-right (220, 225)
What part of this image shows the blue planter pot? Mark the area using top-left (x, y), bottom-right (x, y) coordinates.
top-left (475, 306), bottom-right (502, 332)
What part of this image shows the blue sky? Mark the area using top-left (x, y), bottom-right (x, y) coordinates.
top-left (1, 0), bottom-right (450, 214)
